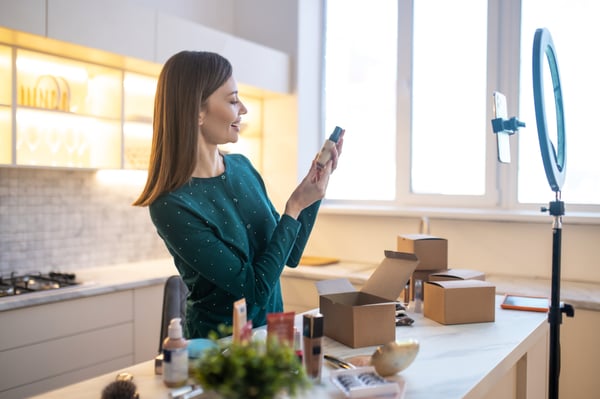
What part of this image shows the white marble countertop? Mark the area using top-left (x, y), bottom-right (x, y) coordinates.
top-left (2, 258), bottom-right (599, 313)
top-left (31, 297), bottom-right (549, 399)
top-left (0, 258), bottom-right (178, 312)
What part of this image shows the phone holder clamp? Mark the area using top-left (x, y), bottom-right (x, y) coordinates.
top-left (491, 116), bottom-right (526, 135)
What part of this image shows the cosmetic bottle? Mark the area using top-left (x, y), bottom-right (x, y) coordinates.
top-left (293, 327), bottom-right (303, 362)
top-left (303, 313), bottom-right (324, 382)
top-left (162, 317), bottom-right (188, 388)
top-left (316, 126), bottom-right (343, 167)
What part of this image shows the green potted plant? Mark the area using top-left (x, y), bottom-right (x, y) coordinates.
top-left (192, 328), bottom-right (311, 399)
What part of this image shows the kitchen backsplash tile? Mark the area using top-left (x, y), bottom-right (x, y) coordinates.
top-left (0, 168), bottom-right (168, 274)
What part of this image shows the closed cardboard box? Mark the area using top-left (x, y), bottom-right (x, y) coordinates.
top-left (397, 234), bottom-right (448, 270)
top-left (424, 280), bottom-right (496, 325)
top-left (316, 251), bottom-right (419, 348)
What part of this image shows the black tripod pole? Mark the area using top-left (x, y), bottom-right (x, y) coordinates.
top-left (544, 192), bottom-right (574, 399)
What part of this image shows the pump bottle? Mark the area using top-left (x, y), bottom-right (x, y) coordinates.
top-left (316, 126), bottom-right (343, 167)
top-left (162, 317), bottom-right (189, 387)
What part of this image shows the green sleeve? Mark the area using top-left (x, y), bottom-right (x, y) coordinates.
top-left (150, 194), bottom-right (301, 308)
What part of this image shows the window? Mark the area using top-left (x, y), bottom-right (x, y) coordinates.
top-left (323, 0), bottom-right (398, 200)
top-left (519, 0), bottom-right (600, 207)
top-left (322, 0), bottom-right (600, 212)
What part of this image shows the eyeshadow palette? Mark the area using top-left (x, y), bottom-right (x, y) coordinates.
top-left (330, 366), bottom-right (403, 398)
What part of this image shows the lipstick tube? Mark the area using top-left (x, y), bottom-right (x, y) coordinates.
top-left (303, 313), bottom-right (324, 382)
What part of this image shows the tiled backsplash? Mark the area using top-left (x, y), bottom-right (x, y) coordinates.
top-left (0, 167), bottom-right (169, 274)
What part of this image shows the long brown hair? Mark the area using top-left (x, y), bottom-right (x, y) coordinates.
top-left (133, 51), bottom-right (232, 206)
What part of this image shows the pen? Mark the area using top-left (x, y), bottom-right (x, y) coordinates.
top-left (324, 354), bottom-right (356, 370)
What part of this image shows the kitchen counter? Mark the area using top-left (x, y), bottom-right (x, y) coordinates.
top-left (0, 258), bottom-right (178, 312)
top-left (31, 296), bottom-right (549, 399)
top-left (2, 258), bottom-right (599, 313)
top-left (0, 259), bottom-right (377, 313)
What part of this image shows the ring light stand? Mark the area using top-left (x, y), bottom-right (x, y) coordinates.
top-left (492, 27), bottom-right (574, 399)
top-left (532, 27), bottom-right (574, 399)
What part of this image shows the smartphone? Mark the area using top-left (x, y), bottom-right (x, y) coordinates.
top-left (316, 126), bottom-right (344, 167)
top-left (500, 294), bottom-right (550, 312)
top-left (492, 92), bottom-right (511, 163)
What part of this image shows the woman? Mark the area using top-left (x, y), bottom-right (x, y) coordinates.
top-left (133, 51), bottom-right (344, 338)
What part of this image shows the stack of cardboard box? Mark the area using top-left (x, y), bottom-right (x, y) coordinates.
top-left (397, 234), bottom-right (496, 325)
top-left (396, 234), bottom-right (449, 302)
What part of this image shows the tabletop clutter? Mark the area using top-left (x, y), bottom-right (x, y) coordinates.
top-left (110, 233), bottom-right (497, 399)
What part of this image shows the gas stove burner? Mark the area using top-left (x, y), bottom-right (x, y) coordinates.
top-left (0, 271), bottom-right (81, 297)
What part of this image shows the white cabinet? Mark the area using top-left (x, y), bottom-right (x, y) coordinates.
top-left (47, 0), bottom-right (156, 62)
top-left (156, 13), bottom-right (291, 94)
top-left (0, 1), bottom-right (290, 170)
top-left (0, 43), bottom-right (158, 169)
top-left (0, 0), bottom-right (46, 36)
top-left (0, 284), bottom-right (164, 399)
top-left (13, 49), bottom-right (123, 168)
top-left (133, 284), bottom-right (164, 364)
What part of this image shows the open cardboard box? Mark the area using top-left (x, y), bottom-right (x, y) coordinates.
top-left (397, 234), bottom-right (448, 270)
top-left (315, 251), bottom-right (418, 348)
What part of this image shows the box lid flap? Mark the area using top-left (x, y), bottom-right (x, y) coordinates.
top-left (315, 278), bottom-right (357, 295)
top-left (361, 251), bottom-right (419, 300)
top-left (428, 280), bottom-right (494, 289)
top-left (399, 233), bottom-right (444, 241)
top-left (430, 269), bottom-right (484, 280)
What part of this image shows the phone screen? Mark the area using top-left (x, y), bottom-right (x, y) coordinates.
top-left (501, 295), bottom-right (549, 312)
top-left (492, 92), bottom-right (511, 163)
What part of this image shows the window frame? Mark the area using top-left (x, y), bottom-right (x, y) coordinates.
top-left (297, 0), bottom-right (600, 224)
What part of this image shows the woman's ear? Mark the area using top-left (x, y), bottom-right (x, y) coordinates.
top-left (198, 111), bottom-right (204, 126)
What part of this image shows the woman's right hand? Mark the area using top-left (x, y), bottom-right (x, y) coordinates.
top-left (284, 129), bottom-right (344, 219)
top-left (284, 157), bottom-right (334, 219)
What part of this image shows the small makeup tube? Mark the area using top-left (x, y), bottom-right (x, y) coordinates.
top-left (267, 311), bottom-right (295, 346)
top-left (303, 313), bottom-right (324, 381)
top-left (232, 298), bottom-right (247, 344)
top-left (154, 353), bottom-right (163, 375)
top-left (168, 385), bottom-right (194, 399)
top-left (294, 327), bottom-right (303, 361)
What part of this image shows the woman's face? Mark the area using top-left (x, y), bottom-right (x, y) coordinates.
top-left (199, 76), bottom-right (248, 146)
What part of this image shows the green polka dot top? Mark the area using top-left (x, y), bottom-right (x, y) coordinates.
top-left (150, 153), bottom-right (320, 338)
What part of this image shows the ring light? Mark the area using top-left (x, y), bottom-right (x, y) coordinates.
top-left (532, 28), bottom-right (566, 192)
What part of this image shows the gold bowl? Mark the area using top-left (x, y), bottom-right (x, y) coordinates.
top-left (370, 339), bottom-right (420, 376)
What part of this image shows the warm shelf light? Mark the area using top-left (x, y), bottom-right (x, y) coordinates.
top-left (124, 73), bottom-right (157, 96)
top-left (16, 56), bottom-right (89, 83)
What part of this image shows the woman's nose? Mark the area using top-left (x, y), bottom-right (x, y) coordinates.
top-left (239, 101), bottom-right (248, 115)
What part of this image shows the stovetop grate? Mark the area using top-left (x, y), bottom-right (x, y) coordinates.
top-left (0, 272), bottom-right (81, 297)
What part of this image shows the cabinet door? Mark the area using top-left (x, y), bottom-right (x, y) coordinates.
top-left (0, 291), bottom-right (134, 396)
top-left (47, 0), bottom-right (156, 62)
top-left (0, 0), bottom-right (46, 36)
top-left (156, 13), bottom-right (291, 95)
top-left (133, 284), bottom-right (164, 363)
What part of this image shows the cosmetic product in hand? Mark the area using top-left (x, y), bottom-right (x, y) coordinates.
top-left (303, 313), bottom-right (324, 382)
top-left (162, 317), bottom-right (188, 387)
top-left (316, 126), bottom-right (343, 167)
